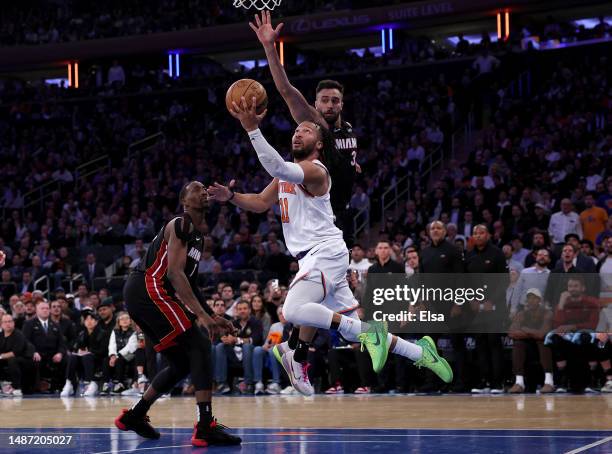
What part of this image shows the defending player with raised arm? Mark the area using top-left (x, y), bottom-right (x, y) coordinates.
top-left (115, 181), bottom-right (241, 447)
top-left (209, 98), bottom-right (453, 396)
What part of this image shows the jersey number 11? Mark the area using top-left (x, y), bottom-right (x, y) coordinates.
top-left (279, 198), bottom-right (290, 223)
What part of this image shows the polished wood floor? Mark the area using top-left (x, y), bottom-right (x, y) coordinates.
top-left (2, 394), bottom-right (611, 430)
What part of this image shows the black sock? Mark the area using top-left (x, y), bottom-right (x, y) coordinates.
top-left (293, 340), bottom-right (310, 363)
top-left (197, 401), bottom-right (213, 425)
top-left (288, 328), bottom-right (300, 350)
top-left (130, 398), bottom-right (152, 418)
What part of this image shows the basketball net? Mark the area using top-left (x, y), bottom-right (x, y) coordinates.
top-left (233, 0), bottom-right (282, 10)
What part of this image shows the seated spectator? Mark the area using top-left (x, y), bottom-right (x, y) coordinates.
top-left (545, 277), bottom-right (600, 392)
top-left (49, 299), bottom-right (76, 348)
top-left (510, 249), bottom-right (551, 316)
top-left (61, 311), bottom-right (108, 397)
top-left (508, 289), bottom-right (554, 393)
top-left (251, 295), bottom-right (271, 338)
top-left (253, 305), bottom-right (285, 395)
top-left (214, 300), bottom-right (263, 394)
top-left (0, 313), bottom-right (34, 396)
top-left (10, 299), bottom-right (26, 330)
top-left (594, 303), bottom-right (612, 393)
top-left (102, 311), bottom-right (138, 395)
top-left (325, 329), bottom-right (374, 395)
top-left (22, 300), bottom-right (67, 393)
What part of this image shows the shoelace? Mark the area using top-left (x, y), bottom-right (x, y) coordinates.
top-left (300, 362), bottom-right (311, 384)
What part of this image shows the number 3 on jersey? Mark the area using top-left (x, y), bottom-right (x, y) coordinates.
top-left (279, 198), bottom-right (290, 223)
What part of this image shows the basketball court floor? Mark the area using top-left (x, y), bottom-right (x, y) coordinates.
top-left (1, 394), bottom-right (611, 453)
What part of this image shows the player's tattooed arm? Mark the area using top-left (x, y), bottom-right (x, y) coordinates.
top-left (250, 11), bottom-right (323, 127)
top-left (208, 178), bottom-right (278, 214)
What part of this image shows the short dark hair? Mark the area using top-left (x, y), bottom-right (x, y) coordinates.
top-left (316, 79), bottom-right (344, 95)
top-left (376, 240), bottom-right (392, 247)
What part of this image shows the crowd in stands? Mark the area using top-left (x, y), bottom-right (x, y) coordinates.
top-left (0, 0), bottom-right (414, 47)
top-left (0, 18), bottom-right (611, 397)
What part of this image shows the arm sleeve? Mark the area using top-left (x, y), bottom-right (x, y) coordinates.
top-left (108, 331), bottom-right (117, 357)
top-left (248, 129), bottom-right (305, 183)
top-left (119, 333), bottom-right (138, 356)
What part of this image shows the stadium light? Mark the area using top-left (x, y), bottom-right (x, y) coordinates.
top-left (168, 54), bottom-right (173, 78)
top-left (67, 63), bottom-right (72, 87)
top-left (279, 41), bottom-right (284, 66)
top-left (176, 53), bottom-right (180, 78)
top-left (74, 62), bottom-right (79, 88)
top-left (381, 29), bottom-right (386, 54)
top-left (497, 13), bottom-right (502, 40)
top-left (505, 12), bottom-right (510, 40)
top-left (389, 28), bottom-right (394, 50)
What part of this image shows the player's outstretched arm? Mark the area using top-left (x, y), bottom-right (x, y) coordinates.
top-left (230, 96), bottom-right (305, 184)
top-left (165, 219), bottom-right (214, 324)
top-left (250, 11), bottom-right (323, 126)
top-left (208, 178), bottom-right (278, 213)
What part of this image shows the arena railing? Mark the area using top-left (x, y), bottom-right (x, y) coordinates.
top-left (75, 155), bottom-right (111, 189)
top-left (34, 275), bottom-right (50, 297)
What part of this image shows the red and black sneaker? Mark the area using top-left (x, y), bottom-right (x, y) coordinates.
top-left (114, 409), bottom-right (161, 439)
top-left (191, 419), bottom-right (242, 447)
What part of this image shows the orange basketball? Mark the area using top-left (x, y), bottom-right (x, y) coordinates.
top-left (226, 79), bottom-right (268, 115)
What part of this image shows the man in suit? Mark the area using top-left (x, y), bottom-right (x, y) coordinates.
top-left (22, 300), bottom-right (67, 392)
top-left (82, 253), bottom-right (106, 290)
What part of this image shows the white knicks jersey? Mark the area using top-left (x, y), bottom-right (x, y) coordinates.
top-left (278, 159), bottom-right (344, 256)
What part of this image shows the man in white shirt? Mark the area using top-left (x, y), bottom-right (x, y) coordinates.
top-left (548, 198), bottom-right (582, 245)
top-left (509, 249), bottom-right (551, 315)
top-left (472, 49), bottom-right (500, 75)
top-left (348, 244), bottom-right (371, 280)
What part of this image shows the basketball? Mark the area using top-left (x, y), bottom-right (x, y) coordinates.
top-left (226, 79), bottom-right (268, 114)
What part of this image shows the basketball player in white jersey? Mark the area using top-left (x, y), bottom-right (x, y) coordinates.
top-left (208, 97), bottom-right (453, 395)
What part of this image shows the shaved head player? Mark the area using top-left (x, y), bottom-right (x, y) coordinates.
top-left (115, 181), bottom-right (241, 447)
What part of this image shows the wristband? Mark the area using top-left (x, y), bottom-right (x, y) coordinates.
top-left (228, 191), bottom-right (235, 201)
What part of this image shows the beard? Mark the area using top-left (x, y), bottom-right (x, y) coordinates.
top-left (322, 111), bottom-right (339, 125)
top-left (292, 142), bottom-right (315, 160)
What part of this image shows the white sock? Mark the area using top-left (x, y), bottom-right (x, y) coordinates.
top-left (337, 315), bottom-right (364, 339)
top-left (544, 373), bottom-right (554, 386)
top-left (389, 334), bottom-right (423, 361)
top-left (515, 375), bottom-right (525, 387)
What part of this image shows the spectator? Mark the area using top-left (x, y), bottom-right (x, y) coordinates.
top-left (348, 244), bottom-right (371, 279)
top-left (61, 312), bottom-right (107, 397)
top-left (580, 193), bottom-right (608, 244)
top-left (22, 300), bottom-right (67, 392)
top-left (546, 277), bottom-right (600, 392)
top-left (594, 302), bottom-right (612, 393)
top-left (510, 249), bottom-right (551, 316)
top-left (598, 236), bottom-right (612, 306)
top-left (508, 289), bottom-right (555, 393)
top-left (549, 199), bottom-right (582, 247)
top-left (368, 240), bottom-right (404, 274)
top-left (0, 314), bottom-right (33, 396)
top-left (19, 271), bottom-right (34, 294)
top-left (214, 300), bottom-right (263, 394)
top-left (108, 60), bottom-right (126, 87)
top-left (251, 295), bottom-right (271, 339)
top-left (102, 312), bottom-right (138, 395)
top-left (503, 244), bottom-right (524, 273)
top-left (82, 253), bottom-right (106, 289)
top-left (49, 299), bottom-right (76, 348)
top-left (253, 305), bottom-right (285, 395)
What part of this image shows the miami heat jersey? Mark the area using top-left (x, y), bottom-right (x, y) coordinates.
top-left (278, 160), bottom-right (344, 256)
top-left (137, 217), bottom-right (203, 301)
